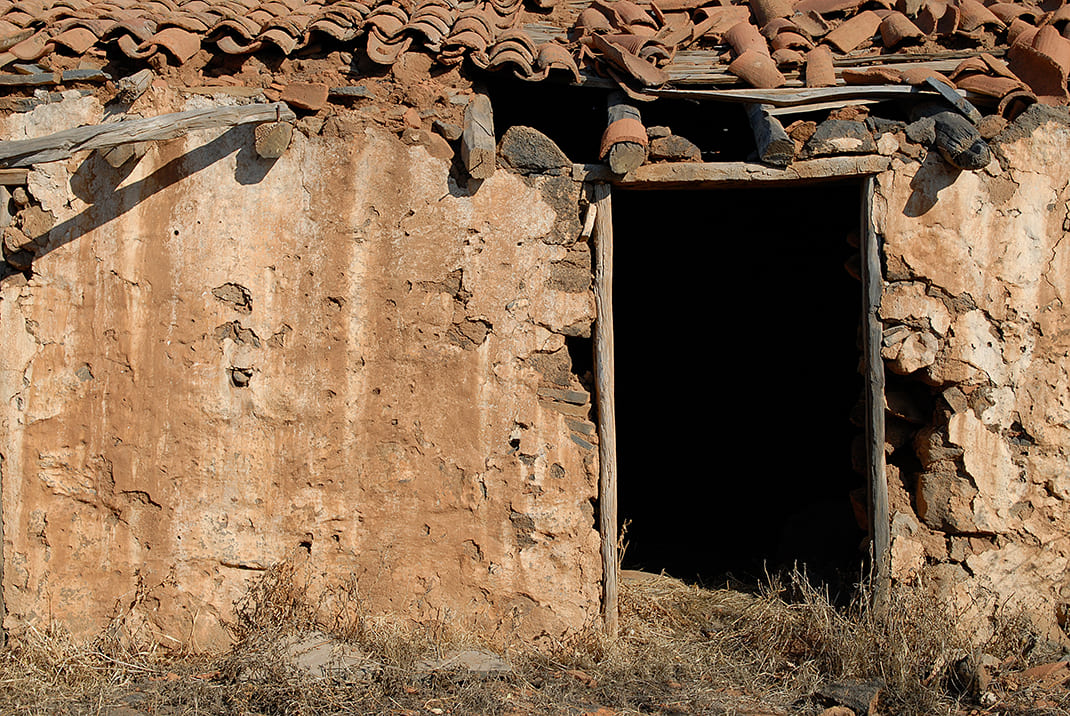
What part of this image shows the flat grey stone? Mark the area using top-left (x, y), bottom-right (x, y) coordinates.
top-left (416, 648), bottom-right (510, 674)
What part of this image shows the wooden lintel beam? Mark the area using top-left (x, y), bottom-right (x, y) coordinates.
top-left (0, 102), bottom-right (297, 168)
top-left (573, 155), bottom-right (891, 189)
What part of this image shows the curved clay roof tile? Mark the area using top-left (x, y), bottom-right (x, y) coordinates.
top-left (879, 11), bottom-right (923, 46)
top-left (2, 10), bottom-right (38, 26)
top-left (761, 17), bottom-right (798, 38)
top-left (804, 44), bottom-right (835, 86)
top-left (51, 25), bottom-right (97, 51)
top-left (727, 47), bottom-right (785, 87)
top-left (104, 15), bottom-right (158, 41)
top-left (155, 11), bottom-right (211, 32)
top-left (691, 5), bottom-right (749, 40)
top-left (771, 31), bottom-right (813, 50)
top-left (724, 20), bottom-right (767, 55)
top-left (955, 0), bottom-right (1003, 32)
top-left (955, 73), bottom-right (1025, 97)
top-left (55, 16), bottom-right (113, 35)
top-left (575, 7), bottom-right (612, 34)
top-left (535, 41), bottom-right (581, 82)
top-left (214, 32), bottom-right (261, 52)
top-left (212, 16), bottom-right (263, 39)
top-left (824, 9), bottom-right (882, 51)
top-left (749, 0), bottom-right (793, 28)
top-left (793, 0), bottom-right (864, 16)
top-left (1008, 17), bottom-right (1037, 47)
top-left (151, 24), bottom-right (201, 60)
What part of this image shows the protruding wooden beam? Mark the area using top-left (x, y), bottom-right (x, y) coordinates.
top-left (0, 102), bottom-right (297, 168)
top-left (461, 93), bottom-right (495, 180)
top-left (115, 69), bottom-right (154, 105)
top-left (601, 91), bottom-right (648, 175)
top-left (744, 103), bottom-right (795, 167)
top-left (0, 68), bottom-right (109, 86)
top-left (591, 181), bottom-right (618, 638)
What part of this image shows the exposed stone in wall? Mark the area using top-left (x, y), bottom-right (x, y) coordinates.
top-left (0, 90), bottom-right (600, 649)
top-left (873, 105), bottom-right (1070, 644)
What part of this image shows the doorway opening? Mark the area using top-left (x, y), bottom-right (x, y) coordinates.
top-left (612, 181), bottom-right (867, 589)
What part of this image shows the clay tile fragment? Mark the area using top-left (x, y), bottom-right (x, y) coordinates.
top-left (772, 47), bottom-right (805, 66)
top-left (954, 73), bottom-right (1024, 97)
top-left (51, 26), bottom-right (97, 53)
top-left (794, 0), bottom-right (865, 15)
top-left (535, 42), bottom-right (581, 82)
top-left (1008, 42), bottom-right (1068, 105)
top-left (999, 88), bottom-right (1036, 118)
top-left (760, 17), bottom-right (795, 37)
top-left (899, 66), bottom-right (952, 85)
top-left (955, 0), bottom-right (1003, 33)
top-left (151, 26), bottom-right (200, 63)
top-left (576, 7), bottom-right (612, 34)
top-left (824, 10), bottom-right (882, 52)
top-left (612, 0), bottom-right (656, 28)
top-left (879, 11), bottom-right (923, 46)
top-left (748, 0), bottom-right (792, 28)
top-left (724, 20), bottom-right (768, 56)
top-left (9, 30), bottom-right (52, 60)
top-left (805, 44), bottom-right (836, 86)
top-left (986, 2), bottom-right (1040, 25)
top-left (691, 5), bottom-right (750, 40)
top-left (280, 81), bottom-right (328, 111)
top-left (215, 33), bottom-right (262, 54)
top-left (599, 117), bottom-right (648, 159)
top-left (771, 31), bottom-right (812, 51)
top-left (843, 66), bottom-right (903, 83)
top-left (590, 33), bottom-right (671, 86)
top-left (1032, 24), bottom-right (1070, 75)
top-left (728, 47), bottom-right (785, 87)
top-left (792, 10), bottom-right (830, 39)
top-left (917, 0), bottom-right (959, 35)
top-left (1008, 18), bottom-right (1037, 48)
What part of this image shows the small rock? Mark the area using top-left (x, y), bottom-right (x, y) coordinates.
top-left (819, 708), bottom-right (855, 716)
top-left (296, 115), bottom-right (326, 136)
top-left (786, 119), bottom-right (817, 145)
top-left (447, 92), bottom-right (470, 106)
top-left (432, 119), bottom-right (463, 141)
top-left (875, 132), bottom-right (899, 156)
top-left (866, 116), bottom-right (905, 134)
top-left (11, 187), bottom-right (29, 207)
top-left (895, 130), bottom-right (926, 160)
top-left (280, 82), bottom-right (329, 112)
top-left (648, 134), bottom-right (701, 162)
top-left (646, 125), bottom-right (672, 139)
top-left (230, 368), bottom-right (252, 387)
top-left (401, 106), bottom-right (421, 129)
top-left (328, 85), bottom-right (373, 101)
top-left (253, 121), bottom-right (293, 159)
top-left (905, 116), bottom-right (936, 145)
top-left (498, 126), bottom-right (571, 176)
top-left (805, 119), bottom-right (876, 157)
top-left (424, 131), bottom-right (454, 161)
top-left (416, 648), bottom-right (510, 674)
top-left (279, 632), bottom-right (382, 681)
top-left (977, 114), bottom-right (1007, 140)
top-left (3, 225), bottom-right (32, 254)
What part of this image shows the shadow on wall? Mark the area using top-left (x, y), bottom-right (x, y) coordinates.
top-left (0, 123), bottom-right (281, 284)
top-left (904, 152), bottom-right (962, 217)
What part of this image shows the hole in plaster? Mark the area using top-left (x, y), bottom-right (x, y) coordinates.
top-left (612, 182), bottom-right (867, 589)
top-left (230, 367), bottom-right (252, 387)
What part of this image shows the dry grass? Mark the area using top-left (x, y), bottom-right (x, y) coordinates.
top-left (0, 564), bottom-right (1067, 715)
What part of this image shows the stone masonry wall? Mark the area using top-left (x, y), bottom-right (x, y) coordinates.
top-left (873, 106), bottom-right (1070, 643)
top-left (0, 89), bottom-right (601, 649)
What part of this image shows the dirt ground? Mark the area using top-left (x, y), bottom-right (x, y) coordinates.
top-left (1, 566), bottom-right (1068, 716)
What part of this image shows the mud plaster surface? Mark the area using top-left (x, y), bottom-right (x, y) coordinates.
top-left (873, 111), bottom-right (1070, 642)
top-left (0, 89), bottom-right (600, 649)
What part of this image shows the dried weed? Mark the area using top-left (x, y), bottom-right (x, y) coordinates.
top-left (0, 564), bottom-right (1066, 715)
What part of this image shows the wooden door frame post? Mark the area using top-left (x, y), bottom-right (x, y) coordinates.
top-left (861, 176), bottom-right (890, 604)
top-left (591, 182), bottom-right (619, 637)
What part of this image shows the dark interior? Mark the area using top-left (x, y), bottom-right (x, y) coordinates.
top-left (612, 182), bottom-right (867, 588)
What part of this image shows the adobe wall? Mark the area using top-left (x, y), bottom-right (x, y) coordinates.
top-left (873, 105), bottom-right (1070, 643)
top-left (0, 89), bottom-right (601, 649)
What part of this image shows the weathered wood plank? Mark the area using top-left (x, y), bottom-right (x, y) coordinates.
top-left (0, 102), bottom-right (297, 167)
top-left (745, 103), bottom-right (794, 167)
top-left (0, 68), bottom-right (109, 86)
top-left (0, 168), bottom-right (29, 184)
top-left (648, 84), bottom-right (950, 106)
top-left (861, 176), bottom-right (890, 607)
top-left (461, 92), bottom-right (495, 180)
top-left (591, 182), bottom-right (618, 638)
top-left (573, 155), bottom-right (891, 188)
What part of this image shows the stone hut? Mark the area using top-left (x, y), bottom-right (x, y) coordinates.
top-left (0, 0), bottom-right (1068, 650)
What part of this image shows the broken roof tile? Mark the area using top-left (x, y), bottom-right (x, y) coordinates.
top-left (824, 9), bottom-right (882, 52)
top-left (728, 47), bottom-right (785, 87)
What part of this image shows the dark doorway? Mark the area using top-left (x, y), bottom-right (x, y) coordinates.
top-left (612, 181), bottom-right (867, 587)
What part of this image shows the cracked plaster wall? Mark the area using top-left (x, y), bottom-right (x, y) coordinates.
top-left (0, 90), bottom-right (600, 649)
top-left (873, 106), bottom-right (1070, 642)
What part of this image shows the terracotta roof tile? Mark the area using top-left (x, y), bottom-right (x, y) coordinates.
top-left (0, 0), bottom-right (1053, 117)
